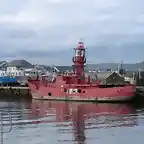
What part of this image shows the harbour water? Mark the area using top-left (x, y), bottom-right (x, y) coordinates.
top-left (1, 99), bottom-right (144, 144)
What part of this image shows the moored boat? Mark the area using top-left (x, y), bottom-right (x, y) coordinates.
top-left (28, 41), bottom-right (136, 102)
top-left (0, 70), bottom-right (19, 85)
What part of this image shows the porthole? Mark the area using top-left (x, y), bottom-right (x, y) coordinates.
top-left (48, 92), bottom-right (52, 96)
top-left (78, 89), bottom-right (81, 93)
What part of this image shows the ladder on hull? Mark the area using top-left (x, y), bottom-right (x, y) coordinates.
top-left (0, 112), bottom-right (12, 144)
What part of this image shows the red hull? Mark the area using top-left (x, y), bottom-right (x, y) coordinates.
top-left (28, 81), bottom-right (136, 102)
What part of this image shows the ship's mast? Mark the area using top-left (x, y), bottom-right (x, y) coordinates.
top-left (73, 42), bottom-right (86, 76)
top-left (119, 60), bottom-right (124, 75)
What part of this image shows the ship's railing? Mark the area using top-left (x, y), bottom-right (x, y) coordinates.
top-left (0, 112), bottom-right (12, 144)
top-left (46, 65), bottom-right (59, 82)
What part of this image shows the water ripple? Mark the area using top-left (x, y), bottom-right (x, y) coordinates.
top-left (0, 100), bottom-right (144, 144)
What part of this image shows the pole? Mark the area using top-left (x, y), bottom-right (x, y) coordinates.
top-left (0, 113), bottom-right (3, 144)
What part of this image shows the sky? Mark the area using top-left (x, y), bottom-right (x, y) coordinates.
top-left (0, 0), bottom-right (144, 65)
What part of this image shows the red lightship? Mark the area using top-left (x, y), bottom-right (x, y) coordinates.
top-left (28, 41), bottom-right (136, 102)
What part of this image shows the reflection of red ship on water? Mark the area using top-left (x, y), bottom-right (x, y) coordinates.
top-left (30, 100), bottom-right (136, 124)
top-left (30, 100), bottom-right (136, 142)
top-left (28, 41), bottom-right (136, 102)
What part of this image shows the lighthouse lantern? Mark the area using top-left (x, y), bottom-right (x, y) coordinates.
top-left (73, 41), bottom-right (86, 76)
top-left (75, 49), bottom-right (84, 57)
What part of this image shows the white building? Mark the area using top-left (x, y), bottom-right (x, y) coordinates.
top-left (6, 60), bottom-right (32, 77)
top-left (7, 67), bottom-right (25, 77)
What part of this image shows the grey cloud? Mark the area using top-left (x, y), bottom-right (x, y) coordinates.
top-left (0, 0), bottom-right (144, 64)
top-left (7, 29), bottom-right (37, 38)
top-left (0, 0), bottom-right (29, 15)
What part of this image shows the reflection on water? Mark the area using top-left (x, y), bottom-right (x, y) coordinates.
top-left (0, 99), bottom-right (144, 144)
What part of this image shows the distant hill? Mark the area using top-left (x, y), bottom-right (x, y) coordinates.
top-left (56, 66), bottom-right (73, 72)
top-left (86, 62), bottom-right (144, 71)
top-left (54, 62), bottom-right (144, 72)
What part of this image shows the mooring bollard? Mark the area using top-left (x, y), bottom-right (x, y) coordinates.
top-left (0, 112), bottom-right (12, 144)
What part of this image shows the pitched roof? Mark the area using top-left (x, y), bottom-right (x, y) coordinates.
top-left (0, 61), bottom-right (6, 65)
top-left (0, 61), bottom-right (7, 67)
top-left (96, 71), bottom-right (112, 80)
top-left (7, 60), bottom-right (32, 68)
top-left (96, 71), bottom-right (122, 80)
